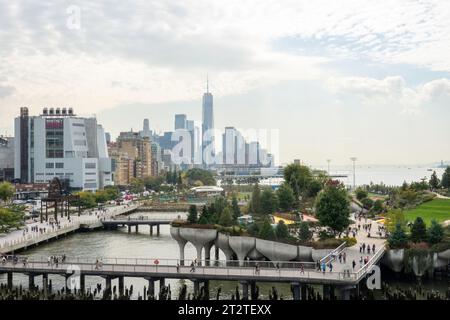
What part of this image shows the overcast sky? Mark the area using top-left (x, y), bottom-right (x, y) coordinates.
top-left (0, 0), bottom-right (449, 165)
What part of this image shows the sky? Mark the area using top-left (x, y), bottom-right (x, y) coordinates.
top-left (0, 0), bottom-right (449, 166)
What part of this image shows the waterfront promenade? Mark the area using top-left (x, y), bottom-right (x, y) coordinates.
top-left (0, 203), bottom-right (139, 254)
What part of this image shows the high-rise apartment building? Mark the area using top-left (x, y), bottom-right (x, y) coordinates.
top-left (110, 131), bottom-right (152, 185)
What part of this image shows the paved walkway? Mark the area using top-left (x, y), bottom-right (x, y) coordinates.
top-left (331, 213), bottom-right (386, 274)
top-left (0, 203), bottom-right (138, 253)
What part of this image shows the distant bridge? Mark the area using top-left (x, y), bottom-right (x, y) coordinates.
top-left (101, 216), bottom-right (179, 235)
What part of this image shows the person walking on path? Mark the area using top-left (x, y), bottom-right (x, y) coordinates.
top-left (299, 263), bottom-right (304, 274)
top-left (190, 261), bottom-right (196, 273)
top-left (352, 260), bottom-right (356, 270)
top-left (343, 252), bottom-right (347, 264)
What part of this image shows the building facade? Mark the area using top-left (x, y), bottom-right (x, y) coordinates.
top-left (14, 107), bottom-right (112, 191)
top-left (109, 131), bottom-right (152, 185)
top-left (0, 136), bottom-right (14, 182)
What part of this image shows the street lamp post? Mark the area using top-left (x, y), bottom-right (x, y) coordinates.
top-left (350, 157), bottom-right (357, 190)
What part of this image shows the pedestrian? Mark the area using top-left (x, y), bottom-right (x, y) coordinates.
top-left (321, 262), bottom-right (326, 274)
top-left (176, 263), bottom-right (180, 273)
top-left (329, 262), bottom-right (333, 272)
top-left (372, 244), bottom-right (376, 253)
top-left (299, 263), bottom-right (304, 274)
top-left (343, 252), bottom-right (347, 264)
top-left (352, 260), bottom-right (356, 270)
top-left (190, 261), bottom-right (196, 272)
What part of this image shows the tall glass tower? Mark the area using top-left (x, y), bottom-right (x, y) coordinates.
top-left (202, 77), bottom-right (214, 165)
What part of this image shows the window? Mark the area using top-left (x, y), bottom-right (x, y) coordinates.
top-left (46, 163), bottom-right (54, 169)
top-left (84, 182), bottom-right (97, 189)
top-left (85, 172), bottom-right (96, 175)
top-left (85, 163), bottom-right (96, 169)
top-left (72, 123), bottom-right (85, 127)
top-left (55, 163), bottom-right (64, 169)
top-left (65, 151), bottom-right (75, 158)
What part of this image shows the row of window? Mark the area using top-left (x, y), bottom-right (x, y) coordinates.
top-left (45, 162), bottom-right (64, 169)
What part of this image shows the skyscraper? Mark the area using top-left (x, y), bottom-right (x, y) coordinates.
top-left (174, 114), bottom-right (187, 130)
top-left (140, 118), bottom-right (152, 138)
top-left (202, 77), bottom-right (214, 165)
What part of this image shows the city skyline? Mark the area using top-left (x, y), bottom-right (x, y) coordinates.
top-left (0, 1), bottom-right (449, 165)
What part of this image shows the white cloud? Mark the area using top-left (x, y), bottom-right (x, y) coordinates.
top-left (327, 76), bottom-right (450, 114)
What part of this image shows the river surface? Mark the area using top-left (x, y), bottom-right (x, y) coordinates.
top-left (0, 211), bottom-right (448, 300)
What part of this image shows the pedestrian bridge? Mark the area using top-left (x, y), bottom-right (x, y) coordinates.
top-left (100, 216), bottom-right (179, 235)
top-left (0, 247), bottom-right (385, 288)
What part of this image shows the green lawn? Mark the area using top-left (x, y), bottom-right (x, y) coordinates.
top-left (404, 199), bottom-right (450, 225)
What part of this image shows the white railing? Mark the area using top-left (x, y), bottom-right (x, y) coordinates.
top-left (319, 241), bottom-right (347, 265)
top-left (355, 245), bottom-right (386, 281)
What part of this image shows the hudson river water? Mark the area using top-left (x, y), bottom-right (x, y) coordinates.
top-left (0, 211), bottom-right (447, 300)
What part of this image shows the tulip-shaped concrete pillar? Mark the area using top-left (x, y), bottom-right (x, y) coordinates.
top-left (170, 226), bottom-right (188, 266)
top-left (204, 241), bottom-right (214, 266)
top-left (178, 227), bottom-right (217, 266)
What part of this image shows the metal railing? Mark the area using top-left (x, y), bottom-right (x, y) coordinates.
top-left (0, 256), bottom-right (362, 282)
top-left (319, 241), bottom-right (347, 265)
top-left (355, 245), bottom-right (386, 281)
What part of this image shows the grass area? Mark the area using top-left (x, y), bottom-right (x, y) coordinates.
top-left (404, 199), bottom-right (450, 225)
top-left (368, 192), bottom-right (388, 200)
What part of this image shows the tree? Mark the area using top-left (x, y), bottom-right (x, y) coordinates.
top-left (355, 187), bottom-right (368, 201)
top-left (213, 197), bottom-right (227, 217)
top-left (372, 199), bottom-right (384, 213)
top-left (315, 184), bottom-right (350, 234)
top-left (231, 196), bottom-right (241, 221)
top-left (0, 182), bottom-right (15, 203)
top-left (198, 206), bottom-right (210, 224)
top-left (185, 168), bottom-right (216, 186)
top-left (283, 164), bottom-right (312, 200)
top-left (250, 184), bottom-right (261, 214)
top-left (276, 183), bottom-right (294, 212)
top-left (130, 178), bottom-right (144, 194)
top-left (275, 220), bottom-right (289, 239)
top-left (388, 223), bottom-right (408, 249)
top-left (260, 189), bottom-right (278, 215)
top-left (429, 171), bottom-right (440, 191)
top-left (144, 176), bottom-right (165, 192)
top-left (94, 190), bottom-right (109, 204)
top-left (259, 219), bottom-right (276, 240)
top-left (410, 217), bottom-right (427, 243)
top-left (187, 205), bottom-right (198, 224)
top-left (0, 207), bottom-right (24, 232)
top-left (218, 207), bottom-right (234, 227)
top-left (307, 179), bottom-right (323, 198)
top-left (428, 220), bottom-right (444, 244)
top-left (385, 209), bottom-right (406, 232)
top-left (177, 172), bottom-right (183, 189)
top-left (104, 186), bottom-right (119, 201)
top-left (442, 166), bottom-right (450, 189)
top-left (298, 222), bottom-right (312, 242)
top-left (361, 197), bottom-right (374, 210)
top-left (75, 191), bottom-right (96, 208)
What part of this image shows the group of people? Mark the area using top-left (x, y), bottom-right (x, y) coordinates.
top-left (47, 255), bottom-right (66, 267)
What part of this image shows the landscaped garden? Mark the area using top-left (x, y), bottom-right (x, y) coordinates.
top-left (404, 199), bottom-right (450, 225)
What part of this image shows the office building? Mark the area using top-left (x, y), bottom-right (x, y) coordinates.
top-left (14, 107), bottom-right (112, 191)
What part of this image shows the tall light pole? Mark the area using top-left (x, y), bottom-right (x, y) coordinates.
top-left (350, 157), bottom-right (357, 190)
top-left (326, 159), bottom-right (331, 175)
